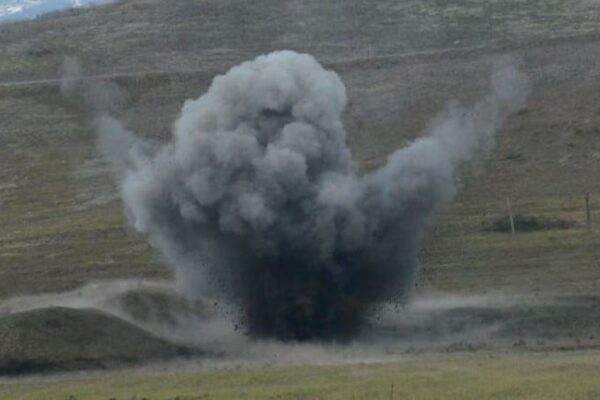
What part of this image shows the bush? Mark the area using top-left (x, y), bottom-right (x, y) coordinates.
top-left (485, 214), bottom-right (576, 233)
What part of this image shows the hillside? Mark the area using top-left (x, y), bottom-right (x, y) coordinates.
top-left (1, 0), bottom-right (600, 303)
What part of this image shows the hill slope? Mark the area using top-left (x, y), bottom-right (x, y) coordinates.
top-left (0, 307), bottom-right (193, 374)
top-left (0, 0), bottom-right (600, 301)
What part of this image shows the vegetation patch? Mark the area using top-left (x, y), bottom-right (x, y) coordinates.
top-left (485, 214), bottom-right (576, 233)
top-left (0, 307), bottom-right (197, 375)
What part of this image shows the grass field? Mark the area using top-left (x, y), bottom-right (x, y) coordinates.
top-left (1, 350), bottom-right (600, 400)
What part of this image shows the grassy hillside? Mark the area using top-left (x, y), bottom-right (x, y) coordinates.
top-left (1, 0), bottom-right (599, 81)
top-left (1, 0), bottom-right (600, 302)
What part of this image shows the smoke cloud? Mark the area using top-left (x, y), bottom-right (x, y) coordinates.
top-left (62, 51), bottom-right (529, 341)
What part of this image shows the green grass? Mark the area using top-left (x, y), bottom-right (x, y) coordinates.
top-left (2, 350), bottom-right (600, 399)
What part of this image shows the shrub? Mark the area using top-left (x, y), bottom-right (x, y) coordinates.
top-left (485, 214), bottom-right (576, 233)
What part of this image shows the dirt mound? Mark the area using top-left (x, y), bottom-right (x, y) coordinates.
top-left (0, 307), bottom-right (197, 375)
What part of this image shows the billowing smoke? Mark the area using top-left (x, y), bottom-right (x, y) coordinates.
top-left (62, 51), bottom-right (529, 341)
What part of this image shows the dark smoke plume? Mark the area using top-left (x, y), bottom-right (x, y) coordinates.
top-left (62, 51), bottom-right (529, 341)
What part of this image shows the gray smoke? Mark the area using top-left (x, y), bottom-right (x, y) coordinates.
top-left (62, 51), bottom-right (529, 341)
top-left (60, 56), bottom-right (127, 116)
top-left (60, 56), bottom-right (149, 174)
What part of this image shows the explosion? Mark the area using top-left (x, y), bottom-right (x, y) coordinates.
top-left (62, 50), bottom-right (529, 341)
